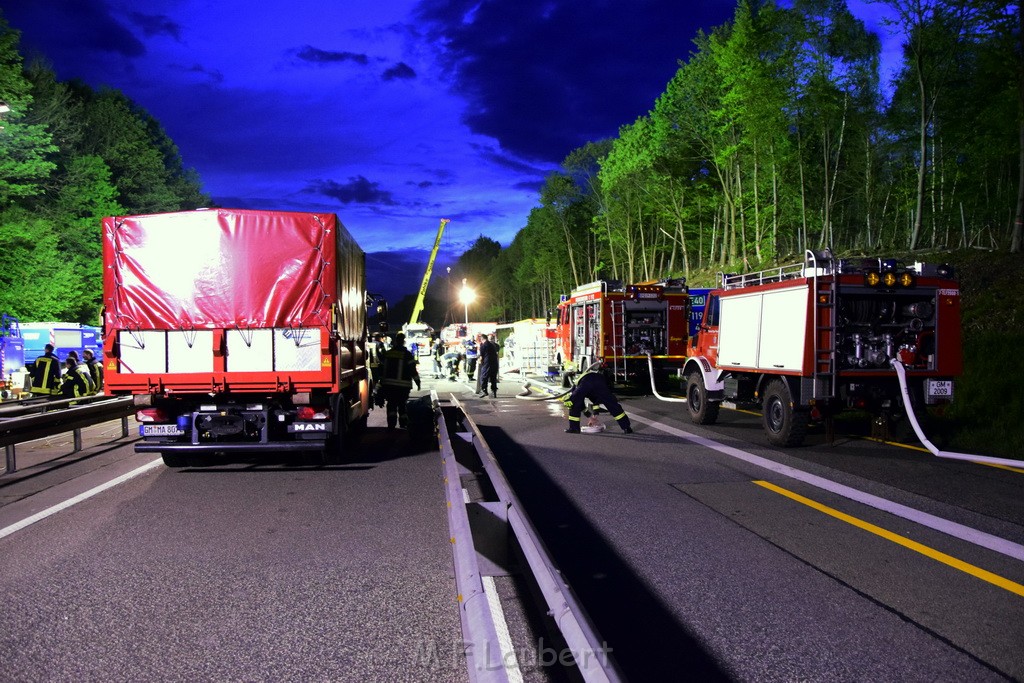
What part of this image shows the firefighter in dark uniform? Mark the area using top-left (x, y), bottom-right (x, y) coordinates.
top-left (368, 332), bottom-right (386, 406)
top-left (60, 357), bottom-right (95, 398)
top-left (562, 365), bottom-right (633, 434)
top-left (379, 333), bottom-right (421, 429)
top-left (82, 348), bottom-right (103, 392)
top-left (464, 336), bottom-right (478, 381)
top-left (29, 343), bottom-right (62, 397)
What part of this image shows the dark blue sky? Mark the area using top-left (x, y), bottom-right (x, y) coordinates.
top-left (0, 0), bottom-right (895, 307)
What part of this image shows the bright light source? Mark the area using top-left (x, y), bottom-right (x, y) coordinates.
top-left (459, 279), bottom-right (476, 324)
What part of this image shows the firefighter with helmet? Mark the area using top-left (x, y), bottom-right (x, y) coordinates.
top-left (562, 363), bottom-right (633, 434)
top-left (29, 343), bottom-right (62, 397)
top-left (60, 356), bottom-right (95, 398)
top-left (379, 333), bottom-right (421, 429)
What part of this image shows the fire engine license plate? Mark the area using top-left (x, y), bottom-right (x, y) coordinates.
top-left (926, 380), bottom-right (953, 399)
top-left (141, 424), bottom-right (184, 437)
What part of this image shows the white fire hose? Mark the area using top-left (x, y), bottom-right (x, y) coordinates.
top-left (645, 354), bottom-right (687, 402)
top-left (890, 359), bottom-right (1022, 467)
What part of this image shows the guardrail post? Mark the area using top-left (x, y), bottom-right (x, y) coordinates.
top-left (73, 428), bottom-right (82, 453)
top-left (5, 444), bottom-right (14, 474)
top-left (121, 416), bottom-right (129, 438)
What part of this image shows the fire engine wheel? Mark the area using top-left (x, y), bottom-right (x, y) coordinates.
top-left (762, 380), bottom-right (809, 447)
top-left (685, 372), bottom-right (720, 425)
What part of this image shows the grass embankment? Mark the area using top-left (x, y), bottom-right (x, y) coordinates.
top-left (935, 250), bottom-right (1023, 459)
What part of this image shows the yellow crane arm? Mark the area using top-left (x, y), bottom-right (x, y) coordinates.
top-left (409, 218), bottom-right (450, 326)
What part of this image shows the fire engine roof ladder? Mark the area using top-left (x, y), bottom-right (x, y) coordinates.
top-left (809, 249), bottom-right (838, 403)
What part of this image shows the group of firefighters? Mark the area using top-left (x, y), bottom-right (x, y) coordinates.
top-left (367, 330), bottom-right (631, 436)
top-left (29, 333), bottom-right (630, 436)
top-left (28, 343), bottom-right (103, 399)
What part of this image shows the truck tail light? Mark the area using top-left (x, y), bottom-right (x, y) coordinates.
top-left (297, 406), bottom-right (329, 420)
top-left (136, 407), bottom-right (170, 423)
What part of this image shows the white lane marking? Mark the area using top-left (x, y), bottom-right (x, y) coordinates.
top-left (462, 486), bottom-right (524, 681)
top-left (483, 575), bottom-right (524, 683)
top-left (0, 457), bottom-right (164, 540)
top-left (628, 408), bottom-right (1024, 563)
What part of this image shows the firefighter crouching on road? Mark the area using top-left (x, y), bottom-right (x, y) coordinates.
top-left (562, 365), bottom-right (633, 434)
top-left (60, 357), bottom-right (95, 398)
top-left (29, 343), bottom-right (62, 397)
top-left (379, 333), bottom-right (421, 430)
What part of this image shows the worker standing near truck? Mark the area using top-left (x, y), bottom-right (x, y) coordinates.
top-left (29, 343), bottom-right (62, 397)
top-left (379, 333), bottom-right (421, 430)
top-left (81, 348), bottom-right (103, 392)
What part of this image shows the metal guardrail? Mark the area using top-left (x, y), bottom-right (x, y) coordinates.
top-left (441, 392), bottom-right (622, 683)
top-left (1, 395), bottom-right (137, 474)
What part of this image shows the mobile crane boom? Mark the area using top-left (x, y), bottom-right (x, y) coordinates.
top-left (408, 218), bottom-right (449, 326)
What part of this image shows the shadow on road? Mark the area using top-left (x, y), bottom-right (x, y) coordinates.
top-left (477, 424), bottom-right (732, 681)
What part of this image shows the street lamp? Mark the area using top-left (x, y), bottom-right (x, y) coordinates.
top-left (458, 278), bottom-right (476, 324)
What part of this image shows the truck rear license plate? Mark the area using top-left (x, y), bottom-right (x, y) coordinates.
top-left (142, 424), bottom-right (184, 437)
top-left (926, 380), bottom-right (953, 399)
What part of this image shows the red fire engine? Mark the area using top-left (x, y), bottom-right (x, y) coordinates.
top-left (556, 279), bottom-right (689, 386)
top-left (683, 250), bottom-right (962, 446)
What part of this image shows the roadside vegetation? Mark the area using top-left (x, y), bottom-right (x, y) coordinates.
top-left (0, 15), bottom-right (208, 323)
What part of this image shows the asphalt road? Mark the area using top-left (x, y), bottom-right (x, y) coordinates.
top-left (2, 369), bottom-right (1021, 682)
top-left (0, 405), bottom-right (467, 683)
top-left (459, 379), bottom-right (1024, 681)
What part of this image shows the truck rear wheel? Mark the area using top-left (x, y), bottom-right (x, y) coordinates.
top-left (686, 372), bottom-right (720, 425)
top-left (762, 379), bottom-right (808, 447)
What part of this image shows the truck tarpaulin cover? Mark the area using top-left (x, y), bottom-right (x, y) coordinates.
top-left (102, 209), bottom-right (365, 336)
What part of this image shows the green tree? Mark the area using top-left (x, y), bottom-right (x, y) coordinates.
top-left (77, 86), bottom-right (208, 213)
top-left (0, 206), bottom-right (83, 320)
top-left (0, 18), bottom-right (56, 204)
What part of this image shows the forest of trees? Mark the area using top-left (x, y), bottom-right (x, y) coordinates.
top-left (455, 0), bottom-right (1022, 323)
top-left (0, 16), bottom-right (208, 324)
top-left (1, 3), bottom-right (1021, 328)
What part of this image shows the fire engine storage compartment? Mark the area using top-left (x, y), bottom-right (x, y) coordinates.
top-left (717, 284), bottom-right (810, 372)
top-left (102, 208), bottom-right (368, 462)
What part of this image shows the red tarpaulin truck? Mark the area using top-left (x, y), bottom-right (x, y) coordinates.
top-left (102, 208), bottom-right (372, 466)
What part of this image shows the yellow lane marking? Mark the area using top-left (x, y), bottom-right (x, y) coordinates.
top-left (753, 480), bottom-right (1024, 598)
top-left (862, 437), bottom-right (1024, 473)
top-left (732, 403), bottom-right (1023, 473)
top-left (982, 463), bottom-right (1024, 474)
